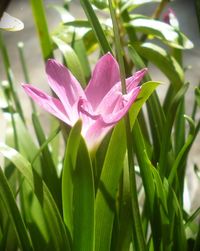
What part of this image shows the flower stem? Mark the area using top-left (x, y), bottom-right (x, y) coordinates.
top-left (108, 0), bottom-right (146, 250)
top-left (0, 32), bottom-right (25, 123)
top-left (18, 42), bottom-right (36, 113)
top-left (29, 0), bottom-right (54, 61)
top-left (152, 0), bottom-right (170, 19)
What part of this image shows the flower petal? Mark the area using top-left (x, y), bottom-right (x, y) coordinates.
top-left (22, 84), bottom-right (71, 125)
top-left (84, 87), bottom-right (140, 150)
top-left (126, 68), bottom-right (147, 92)
top-left (94, 68), bottom-right (147, 113)
top-left (98, 87), bottom-right (141, 125)
top-left (85, 53), bottom-right (120, 110)
top-left (46, 59), bottom-right (85, 112)
top-left (84, 118), bottom-right (112, 151)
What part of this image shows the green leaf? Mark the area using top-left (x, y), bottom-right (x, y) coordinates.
top-left (4, 113), bottom-right (42, 175)
top-left (0, 34), bottom-right (25, 122)
top-left (168, 187), bottom-right (187, 251)
top-left (62, 120), bottom-right (95, 251)
top-left (74, 39), bottom-right (91, 81)
top-left (185, 207), bottom-right (200, 228)
top-left (0, 143), bottom-right (71, 251)
top-left (52, 36), bottom-right (86, 86)
top-left (95, 120), bottom-right (126, 251)
top-left (91, 0), bottom-right (108, 9)
top-left (30, 0), bottom-right (53, 60)
top-left (132, 120), bottom-right (170, 250)
top-left (168, 116), bottom-right (200, 185)
top-left (135, 42), bottom-right (184, 89)
top-left (150, 168), bottom-right (170, 249)
top-left (94, 81), bottom-right (159, 251)
top-left (64, 20), bottom-right (91, 28)
top-left (195, 87), bottom-right (200, 107)
top-left (0, 167), bottom-right (33, 251)
top-left (128, 45), bottom-right (166, 162)
top-left (50, 5), bottom-right (74, 22)
top-left (80, 0), bottom-right (112, 54)
top-left (32, 113), bottom-right (62, 211)
top-left (195, 0), bottom-right (200, 33)
top-left (121, 0), bottom-right (161, 12)
top-left (73, 134), bottom-right (95, 251)
top-left (115, 158), bottom-right (132, 251)
top-left (159, 84), bottom-right (189, 178)
top-left (62, 121), bottom-right (82, 238)
top-left (129, 17), bottom-right (193, 49)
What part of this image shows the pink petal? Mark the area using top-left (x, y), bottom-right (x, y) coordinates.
top-left (84, 118), bottom-right (112, 150)
top-left (98, 87), bottom-right (141, 125)
top-left (84, 87), bottom-right (141, 150)
top-left (77, 97), bottom-right (95, 132)
top-left (22, 84), bottom-right (71, 125)
top-left (46, 59), bottom-right (85, 113)
top-left (85, 53), bottom-right (120, 110)
top-left (126, 68), bottom-right (147, 91)
top-left (93, 68), bottom-right (147, 113)
top-left (96, 67), bottom-right (147, 117)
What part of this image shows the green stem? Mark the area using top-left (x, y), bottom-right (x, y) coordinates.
top-left (18, 42), bottom-right (36, 112)
top-left (29, 0), bottom-right (54, 61)
top-left (108, 1), bottom-right (146, 250)
top-left (192, 84), bottom-right (200, 120)
top-left (80, 0), bottom-right (112, 54)
top-left (152, 0), bottom-right (170, 19)
top-left (0, 32), bottom-right (25, 122)
top-left (1, 81), bottom-right (19, 150)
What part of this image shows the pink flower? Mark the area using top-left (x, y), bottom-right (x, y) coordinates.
top-left (163, 8), bottom-right (179, 28)
top-left (22, 53), bottom-right (147, 150)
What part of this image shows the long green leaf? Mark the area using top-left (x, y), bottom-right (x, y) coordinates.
top-left (80, 0), bottom-right (112, 54)
top-left (0, 167), bottom-right (33, 251)
top-left (168, 117), bottom-right (200, 185)
top-left (62, 121), bottom-right (82, 238)
top-left (108, 1), bottom-right (146, 249)
top-left (32, 113), bottom-right (62, 211)
top-left (195, 0), bottom-right (200, 33)
top-left (95, 81), bottom-right (159, 251)
top-left (129, 17), bottom-right (193, 49)
top-left (30, 0), bottom-right (53, 61)
top-left (0, 33), bottom-right (25, 122)
top-left (128, 45), bottom-right (166, 162)
top-left (121, 0), bottom-right (161, 12)
top-left (159, 83), bottom-right (189, 178)
top-left (73, 135), bottom-right (95, 251)
top-left (0, 143), bottom-right (71, 251)
top-left (135, 42), bottom-right (184, 90)
top-left (52, 36), bottom-right (86, 86)
top-left (62, 121), bottom-right (95, 251)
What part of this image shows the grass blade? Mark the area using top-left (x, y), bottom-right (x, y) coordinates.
top-left (0, 143), bottom-right (71, 251)
top-left (80, 0), bottom-right (112, 54)
top-left (0, 167), bottom-right (33, 251)
top-left (30, 0), bottom-right (53, 61)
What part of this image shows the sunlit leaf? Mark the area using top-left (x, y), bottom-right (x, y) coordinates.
top-left (50, 5), bottom-right (74, 22)
top-left (62, 121), bottom-right (94, 251)
top-left (129, 17), bottom-right (193, 49)
top-left (121, 0), bottom-right (161, 12)
top-left (135, 42), bottom-right (184, 89)
top-left (0, 143), bottom-right (71, 251)
top-left (0, 167), bottom-right (33, 250)
top-left (52, 36), bottom-right (86, 86)
top-left (80, 0), bottom-right (112, 53)
top-left (91, 0), bottom-right (108, 9)
top-left (195, 87), bottom-right (200, 107)
top-left (95, 81), bottom-right (159, 250)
